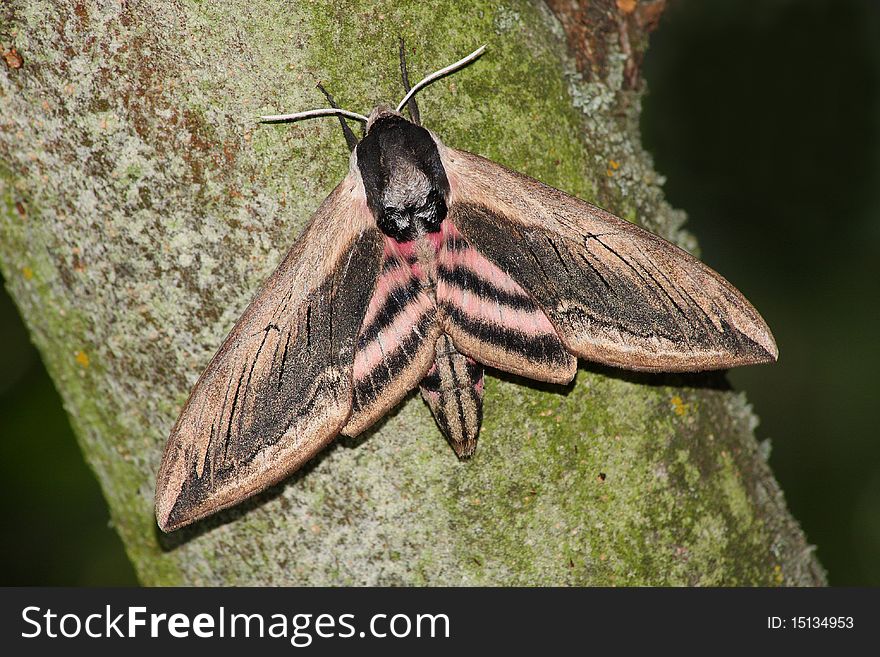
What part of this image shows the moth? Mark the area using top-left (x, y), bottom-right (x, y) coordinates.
top-left (155, 45), bottom-right (777, 532)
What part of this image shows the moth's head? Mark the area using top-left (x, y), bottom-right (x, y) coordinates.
top-left (257, 45), bottom-right (484, 241)
top-left (366, 105), bottom-right (406, 134)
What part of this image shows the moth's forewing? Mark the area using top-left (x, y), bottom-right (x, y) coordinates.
top-left (155, 173), bottom-right (381, 532)
top-left (436, 145), bottom-right (777, 372)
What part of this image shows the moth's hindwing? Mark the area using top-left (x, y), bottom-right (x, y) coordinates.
top-left (438, 146), bottom-right (778, 372)
top-left (342, 237), bottom-right (442, 436)
top-left (155, 173), bottom-right (381, 532)
top-left (437, 220), bottom-right (576, 383)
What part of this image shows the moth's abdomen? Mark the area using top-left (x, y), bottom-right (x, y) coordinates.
top-left (420, 334), bottom-right (484, 458)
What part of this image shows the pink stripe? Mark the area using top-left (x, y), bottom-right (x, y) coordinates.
top-left (390, 239), bottom-right (418, 260)
top-left (361, 260), bottom-right (415, 328)
top-left (353, 293), bottom-right (434, 379)
top-left (438, 278), bottom-right (557, 338)
top-left (451, 250), bottom-right (525, 296)
top-left (440, 223), bottom-right (526, 296)
top-left (425, 231), bottom-right (443, 252)
top-left (361, 234), bottom-right (434, 329)
top-left (441, 220), bottom-right (463, 239)
top-left (438, 222), bottom-right (559, 338)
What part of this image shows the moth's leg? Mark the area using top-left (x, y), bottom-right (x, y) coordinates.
top-left (316, 83), bottom-right (359, 152)
top-left (398, 37), bottom-right (422, 126)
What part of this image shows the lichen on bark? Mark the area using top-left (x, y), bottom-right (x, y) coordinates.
top-left (0, 0), bottom-right (824, 585)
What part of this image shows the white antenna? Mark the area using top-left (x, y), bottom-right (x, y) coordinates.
top-left (259, 45), bottom-right (487, 124)
top-left (259, 108), bottom-right (369, 123)
top-left (396, 45), bottom-right (486, 113)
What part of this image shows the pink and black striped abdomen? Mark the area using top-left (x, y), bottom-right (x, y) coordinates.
top-left (419, 334), bottom-right (484, 458)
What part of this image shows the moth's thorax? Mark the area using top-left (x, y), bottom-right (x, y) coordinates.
top-left (355, 110), bottom-right (450, 242)
top-left (382, 161), bottom-right (431, 208)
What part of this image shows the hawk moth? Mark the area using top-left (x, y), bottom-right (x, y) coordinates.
top-left (155, 46), bottom-right (776, 532)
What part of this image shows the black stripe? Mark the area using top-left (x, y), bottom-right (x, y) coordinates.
top-left (443, 234), bottom-right (471, 252)
top-left (421, 339), bottom-right (484, 394)
top-left (633, 249), bottom-right (693, 324)
top-left (454, 205), bottom-right (676, 341)
top-left (354, 370), bottom-right (380, 412)
top-left (578, 252), bottom-right (612, 291)
top-left (357, 276), bottom-right (425, 348)
top-left (462, 382), bottom-right (482, 435)
top-left (353, 310), bottom-right (437, 409)
top-left (382, 251), bottom-right (417, 272)
top-left (444, 348), bottom-right (466, 429)
top-left (447, 349), bottom-right (473, 392)
top-left (442, 303), bottom-right (570, 367)
top-left (592, 236), bottom-right (679, 312)
top-left (277, 329), bottom-right (292, 389)
top-left (438, 263), bottom-right (537, 312)
top-left (420, 366), bottom-right (441, 391)
top-left (466, 358), bottom-right (484, 383)
top-left (431, 403), bottom-right (452, 439)
top-left (224, 366), bottom-right (246, 462)
top-left (546, 235), bottom-right (573, 277)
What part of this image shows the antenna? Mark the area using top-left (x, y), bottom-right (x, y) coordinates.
top-left (259, 108), bottom-right (369, 124)
top-left (396, 45), bottom-right (486, 113)
top-left (258, 45), bottom-right (487, 125)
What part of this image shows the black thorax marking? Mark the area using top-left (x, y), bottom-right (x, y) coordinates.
top-left (356, 115), bottom-right (449, 242)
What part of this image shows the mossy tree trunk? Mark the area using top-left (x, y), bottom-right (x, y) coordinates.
top-left (0, 0), bottom-right (824, 585)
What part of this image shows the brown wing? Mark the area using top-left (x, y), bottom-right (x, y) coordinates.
top-left (155, 171), bottom-right (382, 532)
top-left (437, 145), bottom-right (777, 373)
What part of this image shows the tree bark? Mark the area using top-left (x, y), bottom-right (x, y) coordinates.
top-left (0, 0), bottom-right (824, 585)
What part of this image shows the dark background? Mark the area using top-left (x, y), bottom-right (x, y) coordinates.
top-left (1, 0), bottom-right (878, 585)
